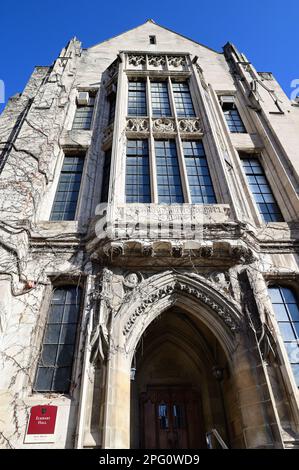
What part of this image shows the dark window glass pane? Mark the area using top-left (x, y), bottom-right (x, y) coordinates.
top-left (41, 345), bottom-right (58, 367)
top-left (155, 140), bottom-right (183, 203)
top-left (151, 82), bottom-right (171, 116)
top-left (34, 287), bottom-right (81, 393)
top-left (72, 104), bottom-right (94, 130)
top-left (221, 101), bottom-right (246, 133)
top-left (241, 158), bottom-right (283, 222)
top-left (173, 404), bottom-right (185, 428)
top-left (172, 82), bottom-right (195, 117)
top-left (183, 141), bottom-right (216, 204)
top-left (44, 324), bottom-right (61, 344)
top-left (53, 368), bottom-right (72, 393)
top-left (158, 404), bottom-right (169, 429)
top-left (50, 155), bottom-right (84, 221)
top-left (34, 368), bottom-right (54, 392)
top-left (125, 140), bottom-right (151, 203)
top-left (128, 81), bottom-right (147, 116)
top-left (268, 286), bottom-right (299, 387)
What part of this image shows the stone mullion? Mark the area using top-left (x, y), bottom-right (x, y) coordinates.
top-left (147, 75), bottom-right (158, 203)
top-left (168, 76), bottom-right (191, 203)
top-left (109, 53), bottom-right (127, 207)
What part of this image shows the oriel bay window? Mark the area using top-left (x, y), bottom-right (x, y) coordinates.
top-left (34, 286), bottom-right (82, 393)
top-left (50, 154), bottom-right (84, 221)
top-left (268, 285), bottom-right (299, 387)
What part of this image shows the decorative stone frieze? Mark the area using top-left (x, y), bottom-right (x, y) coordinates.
top-left (126, 118), bottom-right (149, 133)
top-left (167, 56), bottom-right (186, 67)
top-left (128, 54), bottom-right (146, 66)
top-left (152, 118), bottom-right (176, 133)
top-left (148, 55), bottom-right (166, 67)
top-left (178, 118), bottom-right (203, 134)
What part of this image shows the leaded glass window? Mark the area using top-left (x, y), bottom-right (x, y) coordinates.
top-left (172, 82), bottom-right (195, 117)
top-left (151, 82), bottom-right (171, 117)
top-left (155, 140), bottom-right (184, 204)
top-left (268, 286), bottom-right (299, 387)
top-left (126, 140), bottom-right (151, 203)
top-left (50, 155), bottom-right (84, 221)
top-left (183, 141), bottom-right (216, 203)
top-left (34, 286), bottom-right (82, 393)
top-left (72, 97), bottom-right (95, 130)
top-left (241, 157), bottom-right (284, 222)
top-left (221, 102), bottom-right (246, 133)
top-left (128, 81), bottom-right (147, 116)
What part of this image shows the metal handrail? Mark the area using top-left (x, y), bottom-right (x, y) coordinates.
top-left (206, 429), bottom-right (228, 449)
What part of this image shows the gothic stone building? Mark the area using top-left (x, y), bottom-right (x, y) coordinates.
top-left (0, 20), bottom-right (299, 449)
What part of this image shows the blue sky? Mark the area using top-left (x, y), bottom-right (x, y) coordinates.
top-left (0, 0), bottom-right (298, 112)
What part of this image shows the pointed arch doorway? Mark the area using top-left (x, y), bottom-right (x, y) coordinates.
top-left (130, 307), bottom-right (233, 449)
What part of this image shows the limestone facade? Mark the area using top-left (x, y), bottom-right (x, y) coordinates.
top-left (0, 20), bottom-right (299, 449)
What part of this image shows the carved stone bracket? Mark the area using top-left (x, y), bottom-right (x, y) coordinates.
top-left (126, 118), bottom-right (149, 133)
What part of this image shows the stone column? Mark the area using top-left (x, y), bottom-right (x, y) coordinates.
top-left (232, 332), bottom-right (284, 448)
top-left (102, 348), bottom-right (131, 449)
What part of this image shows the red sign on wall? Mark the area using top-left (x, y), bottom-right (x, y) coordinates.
top-left (25, 405), bottom-right (57, 443)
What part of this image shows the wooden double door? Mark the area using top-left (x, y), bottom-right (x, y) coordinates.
top-left (140, 386), bottom-right (205, 449)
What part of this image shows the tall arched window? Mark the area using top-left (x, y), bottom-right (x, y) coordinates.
top-left (34, 286), bottom-right (82, 393)
top-left (268, 285), bottom-right (299, 387)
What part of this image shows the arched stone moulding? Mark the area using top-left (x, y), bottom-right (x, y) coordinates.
top-left (115, 271), bottom-right (242, 361)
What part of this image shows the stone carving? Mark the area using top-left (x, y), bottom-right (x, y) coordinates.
top-left (123, 280), bottom-right (239, 336)
top-left (172, 245), bottom-right (183, 258)
top-left (128, 55), bottom-right (146, 66)
top-left (231, 246), bottom-right (256, 264)
top-left (200, 246), bottom-right (213, 258)
top-left (103, 242), bottom-right (124, 258)
top-left (179, 119), bottom-right (202, 133)
top-left (152, 118), bottom-right (175, 133)
top-left (195, 64), bottom-right (209, 91)
top-left (207, 272), bottom-right (231, 294)
top-left (102, 123), bottom-right (114, 142)
top-left (148, 55), bottom-right (166, 67)
top-left (123, 272), bottom-right (140, 289)
top-left (142, 244), bottom-right (153, 257)
top-left (167, 56), bottom-right (186, 67)
top-left (126, 118), bottom-right (149, 133)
